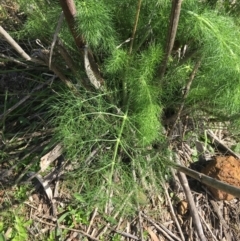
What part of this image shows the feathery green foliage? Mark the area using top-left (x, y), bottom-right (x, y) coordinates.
top-left (4, 0), bottom-right (240, 234)
top-left (16, 0), bottom-right (240, 174)
top-left (50, 87), bottom-right (167, 216)
top-left (126, 44), bottom-right (163, 145)
top-left (75, 0), bottom-right (117, 52)
top-left (51, 90), bottom-right (119, 160)
top-left (183, 10), bottom-right (240, 115)
top-left (104, 48), bottom-right (128, 75)
top-left (16, 0), bottom-right (61, 39)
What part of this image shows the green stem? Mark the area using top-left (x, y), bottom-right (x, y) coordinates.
top-left (109, 109), bottom-right (128, 186)
top-left (122, 0), bottom-right (142, 107)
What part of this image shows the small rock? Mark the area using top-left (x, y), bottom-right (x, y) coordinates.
top-left (201, 156), bottom-right (240, 200)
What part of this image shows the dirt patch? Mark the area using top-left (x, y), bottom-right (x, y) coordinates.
top-left (202, 156), bottom-right (240, 200)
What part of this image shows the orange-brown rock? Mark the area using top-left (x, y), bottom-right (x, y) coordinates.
top-left (201, 156), bottom-right (240, 201)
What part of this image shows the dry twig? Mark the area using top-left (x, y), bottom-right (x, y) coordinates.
top-left (207, 130), bottom-right (240, 159)
top-left (33, 216), bottom-right (101, 241)
top-left (141, 212), bottom-right (180, 241)
top-left (87, 207), bottom-right (98, 234)
top-left (132, 162), bottom-right (144, 241)
top-left (111, 228), bottom-right (139, 240)
top-left (0, 53), bottom-right (28, 66)
top-left (210, 200), bottom-right (232, 240)
top-left (162, 182), bottom-right (185, 241)
top-left (33, 49), bottom-right (75, 89)
top-left (198, 211), bottom-right (218, 241)
top-left (0, 25), bottom-right (31, 60)
top-left (0, 25), bottom-right (76, 89)
top-left (174, 154), bottom-right (207, 241)
top-left (57, 39), bottom-right (78, 74)
top-left (49, 11), bottom-right (64, 68)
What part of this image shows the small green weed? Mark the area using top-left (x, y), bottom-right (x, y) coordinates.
top-left (11, 216), bottom-right (32, 241)
top-left (0, 222), bottom-right (6, 241)
top-left (0, 215), bottom-right (31, 241)
top-left (14, 185), bottom-right (29, 202)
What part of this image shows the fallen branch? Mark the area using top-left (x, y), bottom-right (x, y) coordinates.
top-left (0, 25), bottom-right (31, 60)
top-left (173, 160), bottom-right (240, 199)
top-left (174, 154), bottom-right (207, 241)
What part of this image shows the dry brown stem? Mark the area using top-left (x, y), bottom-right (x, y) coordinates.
top-left (129, 0), bottom-right (142, 54)
top-left (57, 39), bottom-right (78, 74)
top-left (159, 0), bottom-right (183, 80)
top-left (0, 25), bottom-right (31, 60)
top-left (49, 11), bottom-right (64, 68)
top-left (59, 0), bottom-right (104, 89)
top-left (58, 0), bottom-right (84, 48)
top-left (0, 25), bottom-right (77, 89)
